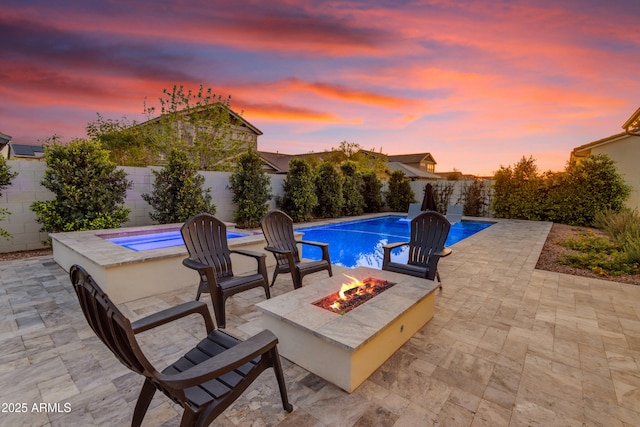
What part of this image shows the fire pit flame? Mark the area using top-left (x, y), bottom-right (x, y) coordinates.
top-left (313, 275), bottom-right (396, 314)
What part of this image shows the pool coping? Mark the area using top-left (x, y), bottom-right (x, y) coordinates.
top-left (50, 222), bottom-right (265, 268)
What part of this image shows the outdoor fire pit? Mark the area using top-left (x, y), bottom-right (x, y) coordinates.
top-left (256, 266), bottom-right (438, 392)
top-left (312, 275), bottom-right (396, 314)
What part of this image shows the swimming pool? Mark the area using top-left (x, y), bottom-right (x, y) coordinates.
top-left (105, 229), bottom-right (245, 251)
top-left (297, 215), bottom-right (493, 269)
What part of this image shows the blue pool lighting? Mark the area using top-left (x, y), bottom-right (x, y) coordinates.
top-left (107, 230), bottom-right (245, 251)
top-left (297, 215), bottom-right (493, 269)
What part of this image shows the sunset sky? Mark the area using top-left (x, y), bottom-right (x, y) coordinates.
top-left (1, 0), bottom-right (638, 176)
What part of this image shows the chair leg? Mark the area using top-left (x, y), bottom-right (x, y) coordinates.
top-left (270, 269), bottom-right (279, 287)
top-left (212, 290), bottom-right (226, 329)
top-left (132, 379), bottom-right (156, 427)
top-left (436, 270), bottom-right (443, 290)
top-left (270, 347), bottom-right (293, 412)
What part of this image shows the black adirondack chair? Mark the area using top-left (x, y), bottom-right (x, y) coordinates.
top-left (260, 210), bottom-right (332, 289)
top-left (382, 211), bottom-right (452, 289)
top-left (69, 264), bottom-right (292, 427)
top-left (181, 213), bottom-right (270, 328)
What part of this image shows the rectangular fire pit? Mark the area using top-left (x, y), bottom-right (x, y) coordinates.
top-left (255, 266), bottom-right (438, 392)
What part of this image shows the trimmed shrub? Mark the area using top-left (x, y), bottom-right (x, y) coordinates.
top-left (341, 161), bottom-right (365, 216)
top-left (459, 179), bottom-right (490, 217)
top-left (280, 159), bottom-right (317, 222)
top-left (314, 161), bottom-right (343, 218)
top-left (385, 170), bottom-right (415, 212)
top-left (361, 171), bottom-right (384, 213)
top-left (142, 149), bottom-right (215, 224)
top-left (432, 181), bottom-right (455, 214)
top-left (229, 150), bottom-right (272, 228)
top-left (0, 156), bottom-right (18, 239)
top-left (31, 140), bottom-right (131, 240)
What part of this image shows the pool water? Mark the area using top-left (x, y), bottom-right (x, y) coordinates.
top-left (297, 216), bottom-right (493, 269)
top-left (106, 230), bottom-right (245, 251)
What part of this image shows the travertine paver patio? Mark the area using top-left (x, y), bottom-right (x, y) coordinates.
top-left (1, 218), bottom-right (640, 426)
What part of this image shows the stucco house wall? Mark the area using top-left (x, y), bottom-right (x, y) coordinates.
top-left (572, 133), bottom-right (640, 213)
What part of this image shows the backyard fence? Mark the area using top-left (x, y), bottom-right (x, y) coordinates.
top-left (0, 160), bottom-right (489, 253)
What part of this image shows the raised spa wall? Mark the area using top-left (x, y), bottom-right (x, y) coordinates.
top-left (51, 223), bottom-right (289, 304)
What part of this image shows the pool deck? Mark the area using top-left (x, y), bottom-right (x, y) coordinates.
top-left (2, 217), bottom-right (640, 426)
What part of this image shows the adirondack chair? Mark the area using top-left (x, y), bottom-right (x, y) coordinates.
top-left (260, 210), bottom-right (332, 289)
top-left (181, 213), bottom-right (270, 328)
top-left (382, 211), bottom-right (452, 289)
top-left (69, 264), bottom-right (292, 427)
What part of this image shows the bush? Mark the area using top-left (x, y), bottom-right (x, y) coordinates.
top-left (228, 150), bottom-right (272, 228)
top-left (31, 140), bottom-right (131, 240)
top-left (314, 161), bottom-right (343, 218)
top-left (432, 181), bottom-right (455, 214)
top-left (361, 171), bottom-right (383, 213)
top-left (594, 208), bottom-right (640, 264)
top-left (0, 156), bottom-right (18, 239)
top-left (280, 159), bottom-right (317, 222)
top-left (385, 170), bottom-right (415, 212)
top-left (142, 149), bottom-right (215, 224)
top-left (341, 161), bottom-right (365, 216)
top-left (546, 154), bottom-right (631, 226)
top-left (492, 154), bottom-right (630, 226)
top-left (492, 156), bottom-right (544, 220)
top-left (459, 179), bottom-right (490, 217)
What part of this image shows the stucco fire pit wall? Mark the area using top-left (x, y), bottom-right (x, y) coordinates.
top-left (50, 223), bottom-right (281, 304)
top-left (255, 266), bottom-right (438, 393)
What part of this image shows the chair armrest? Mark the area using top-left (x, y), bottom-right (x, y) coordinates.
top-left (436, 247), bottom-right (452, 258)
top-left (159, 330), bottom-right (278, 389)
top-left (382, 241), bottom-right (409, 251)
top-left (382, 241), bottom-right (409, 268)
top-left (182, 257), bottom-right (209, 272)
top-left (264, 246), bottom-right (291, 255)
top-left (131, 301), bottom-right (215, 334)
top-left (231, 249), bottom-right (268, 278)
top-left (230, 249), bottom-right (266, 260)
top-left (297, 240), bottom-right (328, 249)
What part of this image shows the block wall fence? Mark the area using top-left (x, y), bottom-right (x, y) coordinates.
top-left (0, 160), bottom-right (488, 253)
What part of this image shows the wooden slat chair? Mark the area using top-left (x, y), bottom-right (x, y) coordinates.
top-left (382, 211), bottom-right (452, 289)
top-left (260, 210), bottom-right (332, 289)
top-left (70, 264), bottom-right (292, 427)
top-left (181, 213), bottom-right (270, 328)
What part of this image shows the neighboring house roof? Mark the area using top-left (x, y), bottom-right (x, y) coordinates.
top-left (387, 162), bottom-right (443, 180)
top-left (258, 151), bottom-right (296, 174)
top-left (622, 106), bottom-right (640, 134)
top-left (571, 107), bottom-right (640, 160)
top-left (387, 153), bottom-right (436, 165)
top-left (258, 151), bottom-right (331, 174)
top-left (138, 104), bottom-right (263, 136)
top-left (0, 131), bottom-right (11, 146)
top-left (9, 143), bottom-right (45, 159)
top-left (571, 132), bottom-right (628, 158)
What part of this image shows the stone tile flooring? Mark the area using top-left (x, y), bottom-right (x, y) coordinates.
top-left (1, 218), bottom-right (640, 426)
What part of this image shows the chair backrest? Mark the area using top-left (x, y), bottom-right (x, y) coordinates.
top-left (407, 211), bottom-right (451, 271)
top-left (181, 213), bottom-right (234, 279)
top-left (70, 265), bottom-right (154, 378)
top-left (260, 210), bottom-right (300, 265)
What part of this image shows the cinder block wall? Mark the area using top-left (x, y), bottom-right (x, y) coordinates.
top-left (0, 161), bottom-right (288, 253)
top-left (0, 160), bottom-right (485, 253)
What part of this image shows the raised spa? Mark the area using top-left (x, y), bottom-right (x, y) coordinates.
top-left (50, 223), bottom-right (273, 303)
